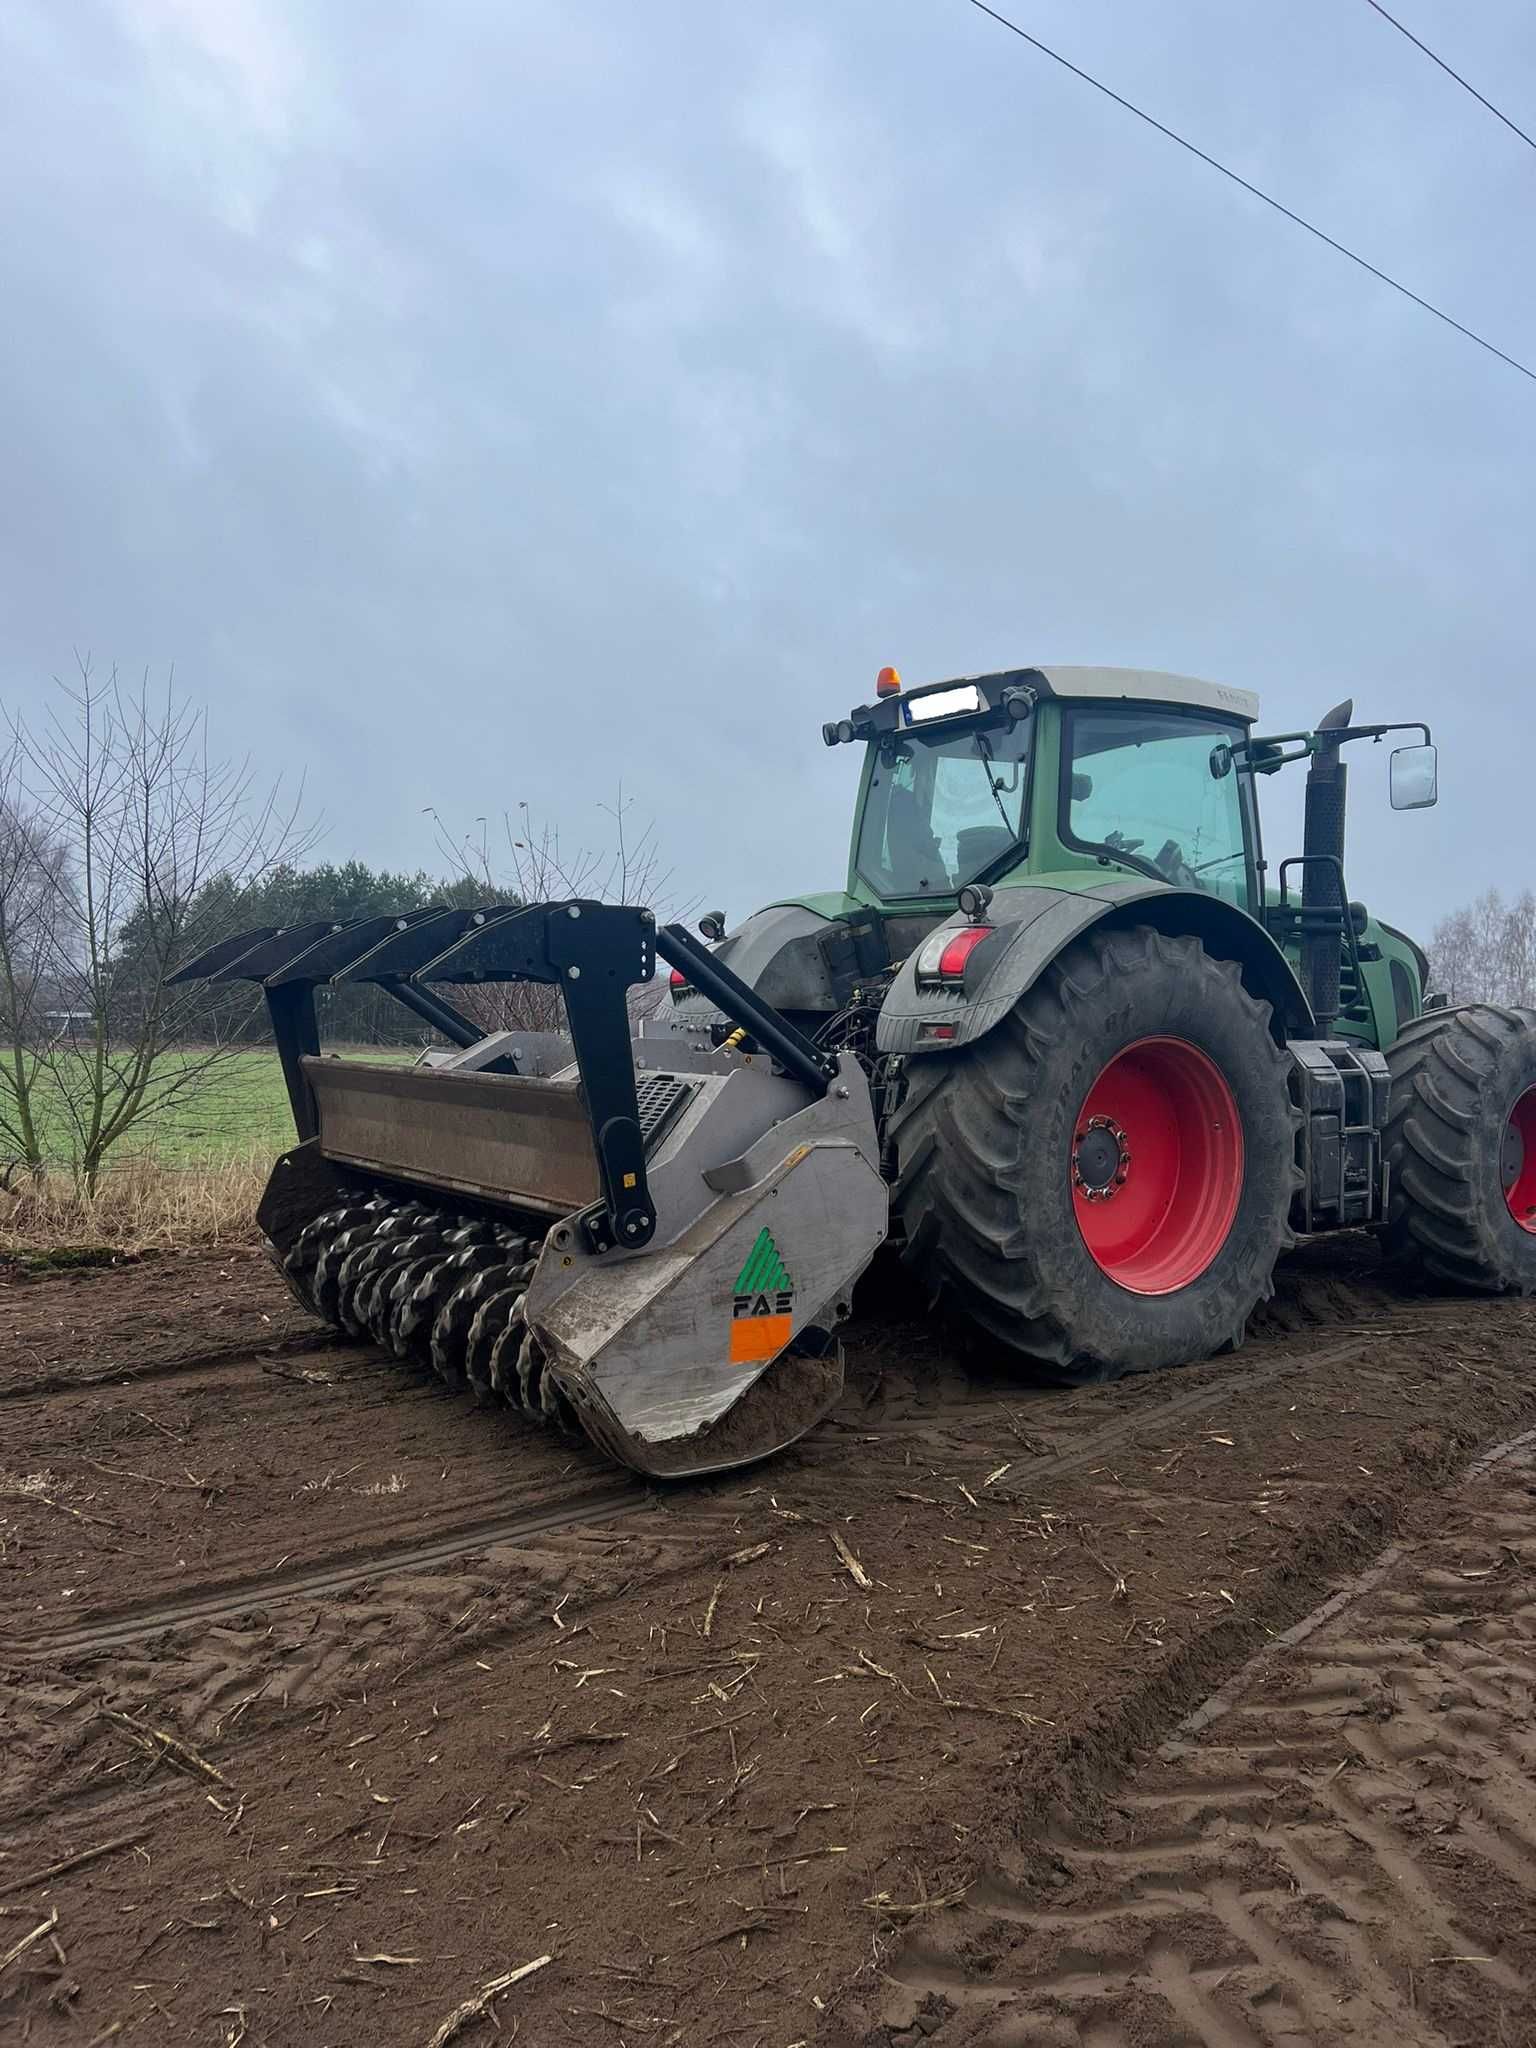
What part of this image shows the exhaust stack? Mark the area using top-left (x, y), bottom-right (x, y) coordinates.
top-left (1301, 697), bottom-right (1352, 1037)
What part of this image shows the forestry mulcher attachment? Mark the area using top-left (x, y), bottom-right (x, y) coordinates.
top-left (170, 905), bottom-right (887, 1476)
top-left (176, 663), bottom-right (1536, 1478)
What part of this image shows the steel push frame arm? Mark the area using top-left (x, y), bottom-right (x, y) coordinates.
top-left (421, 909), bottom-right (842, 1248)
top-left (169, 901), bottom-right (659, 1245)
top-left (418, 901), bottom-right (659, 1251)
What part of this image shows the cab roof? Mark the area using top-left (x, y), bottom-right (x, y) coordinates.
top-left (1020, 665), bottom-right (1259, 724)
top-left (830, 664), bottom-right (1261, 748)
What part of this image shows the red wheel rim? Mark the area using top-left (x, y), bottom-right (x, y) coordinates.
top-left (1071, 1036), bottom-right (1244, 1294)
top-left (1504, 1087), bottom-right (1536, 1233)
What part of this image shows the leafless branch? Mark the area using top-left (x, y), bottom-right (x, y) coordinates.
top-left (423, 787), bottom-right (696, 1034)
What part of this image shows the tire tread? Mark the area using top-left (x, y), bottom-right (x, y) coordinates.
top-left (1384, 1002), bottom-right (1536, 1293)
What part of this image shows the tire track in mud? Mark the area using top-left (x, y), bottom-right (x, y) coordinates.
top-left (5, 1256), bottom-right (1524, 1856)
top-left (875, 1434), bottom-right (1536, 2048)
top-left (14, 1480), bottom-right (646, 1659)
top-left (0, 1329), bottom-right (339, 1403)
top-left (7, 1331), bottom-right (1382, 1666)
top-left (0, 1323), bottom-right (1401, 1844)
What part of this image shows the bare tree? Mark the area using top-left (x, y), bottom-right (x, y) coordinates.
top-left (0, 661), bottom-right (313, 1187)
top-left (1430, 902), bottom-right (1477, 1003)
top-left (424, 787), bottom-right (695, 1034)
top-left (1430, 888), bottom-right (1536, 1006)
top-left (0, 751), bottom-right (75, 1173)
top-left (1504, 889), bottom-right (1536, 1006)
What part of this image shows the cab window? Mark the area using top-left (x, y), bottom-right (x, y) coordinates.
top-left (1062, 708), bottom-right (1252, 910)
top-left (856, 721), bottom-right (1031, 899)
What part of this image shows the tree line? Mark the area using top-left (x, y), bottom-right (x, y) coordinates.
top-left (118, 860), bottom-right (494, 1049)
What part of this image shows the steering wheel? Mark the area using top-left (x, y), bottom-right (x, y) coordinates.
top-left (1153, 838), bottom-right (1203, 889)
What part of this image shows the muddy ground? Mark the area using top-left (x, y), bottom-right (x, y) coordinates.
top-left (1, 1240), bottom-right (1534, 2047)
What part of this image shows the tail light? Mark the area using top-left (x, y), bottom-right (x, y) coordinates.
top-left (669, 968), bottom-right (690, 998)
top-left (916, 924), bottom-right (995, 985)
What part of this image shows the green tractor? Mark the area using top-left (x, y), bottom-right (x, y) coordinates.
top-left (175, 664), bottom-right (1536, 1477)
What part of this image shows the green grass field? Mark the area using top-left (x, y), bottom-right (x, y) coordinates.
top-left (129, 1051), bottom-right (307, 1163)
top-left (14, 1047), bottom-right (413, 1168)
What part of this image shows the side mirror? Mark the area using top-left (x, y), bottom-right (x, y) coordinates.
top-left (1390, 743), bottom-right (1438, 811)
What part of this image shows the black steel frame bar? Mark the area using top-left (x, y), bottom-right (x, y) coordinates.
top-left (655, 923), bottom-right (836, 1095)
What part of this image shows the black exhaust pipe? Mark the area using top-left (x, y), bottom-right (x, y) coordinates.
top-left (1301, 698), bottom-right (1352, 1036)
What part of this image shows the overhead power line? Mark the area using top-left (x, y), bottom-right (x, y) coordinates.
top-left (1361, 0), bottom-right (1536, 156)
top-left (963, 0), bottom-right (1536, 386)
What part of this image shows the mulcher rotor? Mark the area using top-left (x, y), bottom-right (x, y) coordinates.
top-left (281, 1191), bottom-right (564, 1425)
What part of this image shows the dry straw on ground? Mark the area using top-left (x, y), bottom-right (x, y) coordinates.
top-left (0, 1153), bottom-right (266, 1258)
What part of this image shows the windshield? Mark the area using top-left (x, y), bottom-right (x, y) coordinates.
top-left (1062, 707), bottom-right (1252, 909)
top-left (855, 720), bottom-right (1031, 898)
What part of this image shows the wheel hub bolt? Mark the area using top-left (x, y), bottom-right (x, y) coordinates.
top-left (1073, 1115), bottom-right (1131, 1202)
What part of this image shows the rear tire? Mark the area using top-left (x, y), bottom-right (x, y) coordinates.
top-left (888, 925), bottom-right (1298, 1378)
top-left (1384, 1003), bottom-right (1536, 1293)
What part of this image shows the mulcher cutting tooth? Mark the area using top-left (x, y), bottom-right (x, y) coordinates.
top-left (485, 1311), bottom-right (529, 1406)
top-left (282, 1202), bottom-right (361, 1311)
top-left (462, 1284), bottom-right (527, 1407)
top-left (334, 1207), bottom-right (436, 1333)
top-left (333, 1239), bottom-right (395, 1334)
top-left (313, 1206), bottom-right (396, 1322)
top-left (518, 1324), bottom-right (549, 1417)
top-left (354, 1232), bottom-right (448, 1344)
top-left (430, 1263), bottom-right (519, 1387)
top-left (380, 1251), bottom-right (458, 1358)
top-left (398, 1243), bottom-right (510, 1380)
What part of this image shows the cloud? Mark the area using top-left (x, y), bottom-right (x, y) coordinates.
top-left (0, 0), bottom-right (1531, 932)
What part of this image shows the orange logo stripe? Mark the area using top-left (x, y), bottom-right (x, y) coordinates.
top-left (729, 1313), bottom-right (792, 1365)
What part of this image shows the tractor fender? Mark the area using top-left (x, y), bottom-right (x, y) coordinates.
top-left (875, 880), bottom-right (1313, 1057)
top-left (661, 902), bottom-right (843, 1031)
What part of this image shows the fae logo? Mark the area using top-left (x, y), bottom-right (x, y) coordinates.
top-left (729, 1227), bottom-right (795, 1364)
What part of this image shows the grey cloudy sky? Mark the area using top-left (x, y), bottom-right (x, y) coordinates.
top-left (1, 0), bottom-right (1531, 931)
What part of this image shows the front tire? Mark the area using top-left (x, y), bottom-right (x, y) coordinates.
top-left (887, 925), bottom-right (1298, 1378)
top-left (1384, 1003), bottom-right (1536, 1293)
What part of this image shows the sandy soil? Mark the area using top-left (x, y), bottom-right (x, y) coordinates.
top-left (1, 1239), bottom-right (1533, 2047)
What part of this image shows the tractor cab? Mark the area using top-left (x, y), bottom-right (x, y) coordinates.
top-left (822, 663), bottom-right (1437, 1052)
top-left (829, 666), bottom-right (1264, 914)
top-left (668, 661), bottom-right (1435, 1077)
